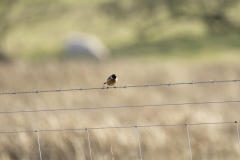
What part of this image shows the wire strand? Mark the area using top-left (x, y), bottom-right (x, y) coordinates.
top-left (0, 79), bottom-right (238, 95)
top-left (0, 100), bottom-right (239, 114)
top-left (0, 121), bottom-right (238, 134)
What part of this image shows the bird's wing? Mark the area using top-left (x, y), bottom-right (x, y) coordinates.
top-left (107, 76), bottom-right (112, 81)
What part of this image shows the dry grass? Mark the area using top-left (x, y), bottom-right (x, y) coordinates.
top-left (0, 59), bottom-right (240, 160)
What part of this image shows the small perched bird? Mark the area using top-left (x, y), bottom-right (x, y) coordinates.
top-left (103, 74), bottom-right (118, 89)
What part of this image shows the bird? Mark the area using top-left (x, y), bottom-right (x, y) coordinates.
top-left (103, 74), bottom-right (118, 89)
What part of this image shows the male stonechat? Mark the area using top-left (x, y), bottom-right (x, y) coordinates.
top-left (103, 74), bottom-right (117, 89)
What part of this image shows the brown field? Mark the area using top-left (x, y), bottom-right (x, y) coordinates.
top-left (0, 60), bottom-right (240, 160)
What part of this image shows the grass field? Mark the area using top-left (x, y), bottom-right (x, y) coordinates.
top-left (1, 1), bottom-right (240, 159)
top-left (0, 60), bottom-right (240, 159)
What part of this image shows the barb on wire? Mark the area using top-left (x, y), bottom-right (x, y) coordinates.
top-left (0, 79), bottom-right (239, 95)
top-left (0, 100), bottom-right (239, 114)
top-left (0, 121), bottom-right (238, 134)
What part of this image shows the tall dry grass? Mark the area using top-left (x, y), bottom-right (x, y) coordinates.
top-left (0, 60), bottom-right (240, 160)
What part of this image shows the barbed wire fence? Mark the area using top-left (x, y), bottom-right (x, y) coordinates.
top-left (0, 79), bottom-right (239, 95)
top-left (0, 79), bottom-right (240, 159)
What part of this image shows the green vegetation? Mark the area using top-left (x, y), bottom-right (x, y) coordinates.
top-left (1, 0), bottom-right (240, 61)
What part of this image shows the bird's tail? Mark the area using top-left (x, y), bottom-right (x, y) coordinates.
top-left (103, 82), bottom-right (106, 85)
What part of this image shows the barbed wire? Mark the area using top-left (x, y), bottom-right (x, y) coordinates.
top-left (0, 79), bottom-right (238, 95)
top-left (1, 79), bottom-right (239, 159)
top-left (0, 100), bottom-right (239, 114)
top-left (0, 121), bottom-right (238, 134)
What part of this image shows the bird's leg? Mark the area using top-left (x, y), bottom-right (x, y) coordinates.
top-left (107, 86), bottom-right (109, 89)
top-left (114, 86), bottom-right (116, 89)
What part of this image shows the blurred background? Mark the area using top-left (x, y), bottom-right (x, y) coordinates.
top-left (1, 0), bottom-right (240, 61)
top-left (0, 0), bottom-right (240, 159)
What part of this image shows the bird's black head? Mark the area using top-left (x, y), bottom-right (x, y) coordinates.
top-left (111, 74), bottom-right (117, 79)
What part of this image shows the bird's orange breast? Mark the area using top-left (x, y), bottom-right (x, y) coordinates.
top-left (107, 79), bottom-right (117, 86)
